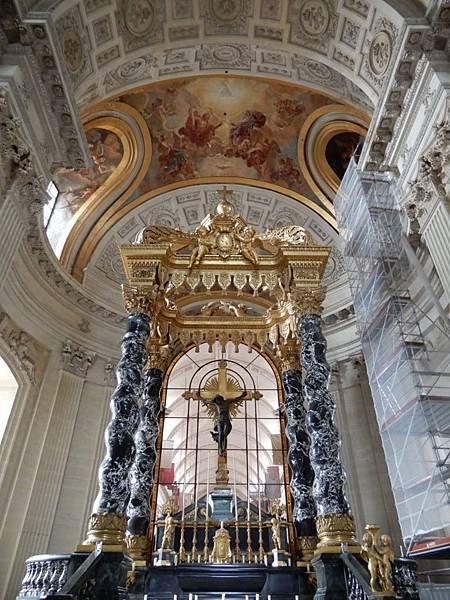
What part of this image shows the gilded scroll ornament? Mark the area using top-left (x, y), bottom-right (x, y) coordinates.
top-left (210, 523), bottom-right (232, 563)
top-left (278, 338), bottom-right (301, 372)
top-left (125, 534), bottom-right (148, 562)
top-left (298, 535), bottom-right (319, 561)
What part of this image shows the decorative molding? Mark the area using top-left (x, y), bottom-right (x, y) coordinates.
top-left (0, 9), bottom-right (90, 170)
top-left (364, 19), bottom-right (450, 172)
top-left (61, 340), bottom-right (96, 377)
top-left (406, 114), bottom-right (450, 218)
top-left (0, 312), bottom-right (40, 384)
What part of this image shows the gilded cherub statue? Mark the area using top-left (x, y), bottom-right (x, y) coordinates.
top-left (361, 525), bottom-right (395, 595)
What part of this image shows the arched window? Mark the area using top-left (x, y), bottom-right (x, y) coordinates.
top-left (0, 355), bottom-right (19, 445)
top-left (152, 342), bottom-right (293, 562)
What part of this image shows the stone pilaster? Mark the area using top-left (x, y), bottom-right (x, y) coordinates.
top-left (295, 289), bottom-right (357, 550)
top-left (85, 310), bottom-right (150, 545)
top-left (126, 357), bottom-right (163, 561)
top-left (280, 339), bottom-right (317, 560)
top-left (4, 345), bottom-right (93, 599)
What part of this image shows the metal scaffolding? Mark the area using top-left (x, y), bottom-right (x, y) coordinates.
top-left (334, 161), bottom-right (450, 553)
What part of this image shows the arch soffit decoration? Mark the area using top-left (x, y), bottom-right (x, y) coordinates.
top-left (298, 104), bottom-right (371, 205)
top-left (60, 75), bottom-right (368, 281)
top-left (48, 0), bottom-right (415, 112)
top-left (59, 101), bottom-right (152, 269)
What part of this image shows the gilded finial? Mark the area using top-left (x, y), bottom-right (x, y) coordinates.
top-left (216, 186), bottom-right (235, 216)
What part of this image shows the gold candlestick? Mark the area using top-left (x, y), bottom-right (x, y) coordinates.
top-left (179, 523), bottom-right (186, 563)
top-left (235, 519), bottom-right (241, 562)
top-left (203, 520), bottom-right (209, 562)
top-left (258, 520), bottom-right (264, 562)
top-left (246, 519), bottom-right (252, 563)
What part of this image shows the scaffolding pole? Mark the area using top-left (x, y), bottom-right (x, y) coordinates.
top-left (334, 161), bottom-right (450, 553)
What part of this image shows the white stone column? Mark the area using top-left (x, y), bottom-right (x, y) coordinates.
top-left (4, 342), bottom-right (95, 600)
top-left (331, 357), bottom-right (403, 551)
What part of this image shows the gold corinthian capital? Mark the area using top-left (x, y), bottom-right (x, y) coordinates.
top-left (122, 284), bottom-right (156, 315)
top-left (292, 287), bottom-right (326, 318)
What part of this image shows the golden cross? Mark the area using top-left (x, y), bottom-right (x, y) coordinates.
top-left (217, 186), bottom-right (234, 202)
top-left (200, 360), bottom-right (250, 401)
top-left (182, 360), bottom-right (260, 401)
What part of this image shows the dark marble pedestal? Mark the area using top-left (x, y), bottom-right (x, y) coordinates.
top-left (145, 564), bottom-right (314, 599)
top-left (311, 553), bottom-right (347, 600)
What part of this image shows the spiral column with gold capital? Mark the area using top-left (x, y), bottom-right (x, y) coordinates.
top-left (295, 288), bottom-right (358, 552)
top-left (125, 339), bottom-right (166, 561)
top-left (279, 339), bottom-right (318, 561)
top-left (84, 287), bottom-right (153, 546)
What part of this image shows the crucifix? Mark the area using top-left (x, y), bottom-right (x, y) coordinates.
top-left (183, 360), bottom-right (261, 486)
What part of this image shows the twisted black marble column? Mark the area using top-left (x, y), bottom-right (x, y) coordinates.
top-left (298, 313), bottom-right (356, 548)
top-left (86, 312), bottom-right (150, 544)
top-left (282, 368), bottom-right (317, 545)
top-left (126, 367), bottom-right (163, 556)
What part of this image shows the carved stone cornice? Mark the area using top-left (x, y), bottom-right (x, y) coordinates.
top-left (61, 340), bottom-right (96, 377)
top-left (0, 8), bottom-right (89, 170)
top-left (364, 24), bottom-right (448, 172)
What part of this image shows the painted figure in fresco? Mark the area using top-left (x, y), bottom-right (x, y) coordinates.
top-left (273, 156), bottom-right (302, 187)
top-left (179, 106), bottom-right (222, 148)
top-left (157, 133), bottom-right (195, 180)
top-left (229, 110), bottom-right (266, 147)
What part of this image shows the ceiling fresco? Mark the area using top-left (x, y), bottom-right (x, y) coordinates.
top-left (49, 128), bottom-right (124, 254)
top-left (45, 76), bottom-right (367, 270)
top-left (119, 77), bottom-right (333, 200)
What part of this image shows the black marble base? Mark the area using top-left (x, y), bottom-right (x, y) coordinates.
top-left (145, 564), bottom-right (314, 599)
top-left (311, 553), bottom-right (347, 600)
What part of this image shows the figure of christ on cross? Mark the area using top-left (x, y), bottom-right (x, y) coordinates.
top-left (182, 360), bottom-right (262, 485)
